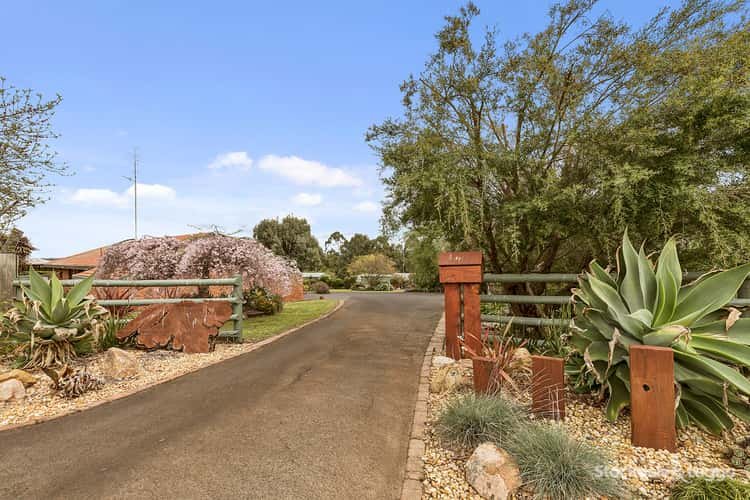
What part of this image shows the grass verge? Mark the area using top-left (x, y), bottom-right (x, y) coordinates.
top-left (239, 299), bottom-right (339, 342)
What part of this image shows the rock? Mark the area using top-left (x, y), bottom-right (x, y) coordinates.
top-left (99, 348), bottom-right (140, 379)
top-left (430, 364), bottom-right (470, 393)
top-left (117, 301), bottom-right (232, 353)
top-left (465, 443), bottom-right (521, 500)
top-left (0, 369), bottom-right (37, 387)
top-left (433, 356), bottom-right (456, 368)
top-left (509, 347), bottom-right (532, 373)
top-left (0, 379), bottom-right (26, 402)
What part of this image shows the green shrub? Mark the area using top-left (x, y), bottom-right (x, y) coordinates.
top-left (437, 393), bottom-right (525, 449)
top-left (243, 287), bottom-right (284, 316)
top-left (312, 281), bottom-right (330, 294)
top-left (671, 476), bottom-right (750, 500)
top-left (99, 314), bottom-right (122, 350)
top-left (505, 422), bottom-right (622, 500)
top-left (374, 280), bottom-right (393, 291)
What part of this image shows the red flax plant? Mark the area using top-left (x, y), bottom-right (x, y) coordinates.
top-left (460, 321), bottom-right (528, 395)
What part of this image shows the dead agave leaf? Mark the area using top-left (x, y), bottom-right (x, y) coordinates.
top-left (726, 307), bottom-right (742, 332)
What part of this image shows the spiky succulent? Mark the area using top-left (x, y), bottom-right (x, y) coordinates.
top-left (1, 268), bottom-right (109, 368)
top-left (571, 232), bottom-right (750, 434)
top-left (43, 364), bottom-right (104, 398)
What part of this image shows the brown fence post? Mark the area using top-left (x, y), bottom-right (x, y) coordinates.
top-left (438, 252), bottom-right (483, 360)
top-left (629, 345), bottom-right (676, 451)
top-left (531, 355), bottom-right (565, 420)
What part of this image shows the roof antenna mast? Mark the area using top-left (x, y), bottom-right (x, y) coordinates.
top-left (123, 148), bottom-right (139, 240)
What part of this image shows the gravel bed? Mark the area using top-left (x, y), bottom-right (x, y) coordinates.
top-left (422, 358), bottom-right (750, 499)
top-left (0, 342), bottom-right (261, 429)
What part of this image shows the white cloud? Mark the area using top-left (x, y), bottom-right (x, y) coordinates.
top-left (69, 183), bottom-right (176, 208)
top-left (353, 201), bottom-right (379, 213)
top-left (257, 155), bottom-right (362, 187)
top-left (70, 188), bottom-right (126, 207)
top-left (208, 151), bottom-right (253, 170)
top-left (126, 183), bottom-right (176, 200)
top-left (291, 192), bottom-right (322, 206)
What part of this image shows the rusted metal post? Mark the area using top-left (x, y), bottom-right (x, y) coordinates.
top-left (438, 252), bottom-right (483, 360)
top-left (531, 355), bottom-right (565, 420)
top-left (630, 345), bottom-right (676, 452)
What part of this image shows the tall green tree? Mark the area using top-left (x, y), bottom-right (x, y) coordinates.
top-left (367, 1), bottom-right (750, 282)
top-left (337, 233), bottom-right (406, 271)
top-left (405, 229), bottom-right (446, 290)
top-left (1, 77), bottom-right (65, 232)
top-left (252, 216), bottom-right (324, 271)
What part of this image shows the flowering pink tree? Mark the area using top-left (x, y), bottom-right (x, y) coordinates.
top-left (177, 234), bottom-right (299, 296)
top-left (97, 236), bottom-right (184, 280)
top-left (97, 234), bottom-right (300, 296)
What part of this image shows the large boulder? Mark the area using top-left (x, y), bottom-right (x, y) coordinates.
top-left (0, 379), bottom-right (26, 403)
top-left (117, 301), bottom-right (233, 353)
top-left (465, 442), bottom-right (521, 500)
top-left (99, 348), bottom-right (140, 379)
top-left (0, 369), bottom-right (37, 388)
top-left (430, 364), bottom-right (470, 394)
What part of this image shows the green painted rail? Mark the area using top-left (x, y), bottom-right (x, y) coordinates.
top-left (480, 272), bottom-right (750, 326)
top-left (13, 276), bottom-right (245, 341)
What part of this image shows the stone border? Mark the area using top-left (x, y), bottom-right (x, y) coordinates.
top-left (401, 313), bottom-right (445, 500)
top-left (0, 299), bottom-right (345, 433)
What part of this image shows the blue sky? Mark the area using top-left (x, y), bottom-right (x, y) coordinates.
top-left (2, 0), bottom-right (679, 257)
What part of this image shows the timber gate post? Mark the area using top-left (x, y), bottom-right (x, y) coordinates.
top-left (438, 252), bottom-right (483, 360)
top-left (629, 345), bottom-right (677, 451)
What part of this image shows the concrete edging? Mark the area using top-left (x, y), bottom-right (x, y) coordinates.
top-left (401, 313), bottom-right (445, 500)
top-left (0, 299), bottom-right (345, 433)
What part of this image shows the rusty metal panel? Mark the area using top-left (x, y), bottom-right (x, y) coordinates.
top-left (630, 345), bottom-right (676, 452)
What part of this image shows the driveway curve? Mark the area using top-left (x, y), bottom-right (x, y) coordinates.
top-left (0, 292), bottom-right (443, 500)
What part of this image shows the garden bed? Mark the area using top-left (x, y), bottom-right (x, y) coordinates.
top-left (0, 299), bottom-right (341, 430)
top-left (421, 353), bottom-right (750, 499)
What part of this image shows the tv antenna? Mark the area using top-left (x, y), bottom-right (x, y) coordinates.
top-left (123, 148), bottom-right (139, 239)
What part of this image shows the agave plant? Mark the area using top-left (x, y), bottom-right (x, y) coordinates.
top-left (571, 232), bottom-right (750, 434)
top-left (1, 268), bottom-right (109, 368)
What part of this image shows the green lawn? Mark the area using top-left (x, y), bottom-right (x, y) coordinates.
top-left (236, 299), bottom-right (339, 342)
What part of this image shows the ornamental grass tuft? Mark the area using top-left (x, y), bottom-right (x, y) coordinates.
top-left (505, 421), bottom-right (623, 500)
top-left (436, 393), bottom-right (525, 449)
top-left (671, 476), bottom-right (750, 500)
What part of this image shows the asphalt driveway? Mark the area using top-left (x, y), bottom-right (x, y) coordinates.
top-left (0, 292), bottom-right (443, 500)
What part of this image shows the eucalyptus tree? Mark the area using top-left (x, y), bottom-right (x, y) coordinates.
top-left (368, 0), bottom-right (750, 280)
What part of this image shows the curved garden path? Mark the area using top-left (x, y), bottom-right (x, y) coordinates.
top-left (0, 292), bottom-right (443, 500)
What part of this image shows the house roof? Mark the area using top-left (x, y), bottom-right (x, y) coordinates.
top-left (40, 245), bottom-right (113, 270)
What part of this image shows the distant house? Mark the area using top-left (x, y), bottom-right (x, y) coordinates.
top-left (302, 272), bottom-right (327, 280)
top-left (29, 244), bottom-right (111, 279)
